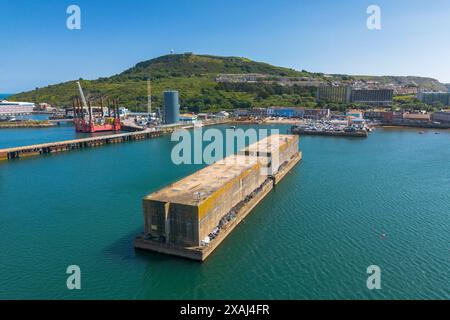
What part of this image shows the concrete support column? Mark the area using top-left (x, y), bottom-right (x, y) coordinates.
top-left (164, 202), bottom-right (171, 244)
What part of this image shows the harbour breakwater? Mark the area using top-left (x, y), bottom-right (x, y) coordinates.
top-left (0, 119), bottom-right (230, 161)
top-left (0, 121), bottom-right (57, 129)
top-left (291, 126), bottom-right (368, 138)
top-left (0, 130), bottom-right (162, 161)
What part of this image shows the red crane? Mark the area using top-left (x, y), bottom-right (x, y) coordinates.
top-left (73, 81), bottom-right (121, 133)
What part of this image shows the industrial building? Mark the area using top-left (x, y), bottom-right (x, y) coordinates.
top-left (163, 90), bottom-right (180, 124)
top-left (136, 134), bottom-right (301, 260)
top-left (416, 92), bottom-right (450, 106)
top-left (0, 100), bottom-right (35, 115)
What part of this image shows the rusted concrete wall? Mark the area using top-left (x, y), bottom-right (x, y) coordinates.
top-left (197, 163), bottom-right (263, 244)
top-left (143, 200), bottom-right (199, 247)
top-left (277, 135), bottom-right (299, 169)
top-left (238, 134), bottom-right (299, 176)
top-left (143, 161), bottom-right (264, 247)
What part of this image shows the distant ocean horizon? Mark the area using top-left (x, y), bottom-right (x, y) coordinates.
top-left (0, 93), bottom-right (13, 99)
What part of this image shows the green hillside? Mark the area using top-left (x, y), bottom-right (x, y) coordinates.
top-left (10, 53), bottom-right (448, 112)
top-left (11, 53), bottom-right (318, 112)
top-left (114, 53), bottom-right (310, 80)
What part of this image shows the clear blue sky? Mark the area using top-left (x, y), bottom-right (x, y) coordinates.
top-left (1, 0), bottom-right (450, 93)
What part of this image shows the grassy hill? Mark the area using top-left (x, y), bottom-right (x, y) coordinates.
top-left (11, 53), bottom-right (319, 112)
top-left (10, 53), bottom-right (448, 112)
top-left (114, 53), bottom-right (310, 80)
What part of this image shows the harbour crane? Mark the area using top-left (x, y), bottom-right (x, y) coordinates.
top-left (76, 81), bottom-right (88, 110)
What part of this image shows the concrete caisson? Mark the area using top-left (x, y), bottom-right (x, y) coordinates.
top-left (136, 134), bottom-right (302, 261)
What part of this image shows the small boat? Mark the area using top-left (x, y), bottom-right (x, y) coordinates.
top-left (229, 125), bottom-right (236, 129)
top-left (435, 132), bottom-right (440, 135)
top-left (419, 131), bottom-right (425, 134)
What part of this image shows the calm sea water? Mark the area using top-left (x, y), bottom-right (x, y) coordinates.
top-left (0, 94), bottom-right (12, 100)
top-left (0, 124), bottom-right (125, 149)
top-left (0, 124), bottom-right (448, 299)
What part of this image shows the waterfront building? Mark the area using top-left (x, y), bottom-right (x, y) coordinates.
top-left (364, 109), bottom-right (389, 120)
top-left (248, 107), bottom-right (269, 118)
top-left (346, 110), bottom-right (363, 119)
top-left (234, 106), bottom-right (331, 119)
top-left (233, 109), bottom-right (249, 117)
top-left (364, 110), bottom-right (402, 123)
top-left (350, 89), bottom-right (393, 106)
top-left (234, 108), bottom-right (268, 118)
top-left (268, 106), bottom-right (304, 118)
top-left (163, 90), bottom-right (180, 124)
top-left (316, 86), bottom-right (351, 103)
top-left (330, 111), bottom-right (347, 120)
top-left (317, 86), bottom-right (394, 106)
top-left (266, 107), bottom-right (330, 119)
top-left (416, 92), bottom-right (450, 106)
top-left (431, 111), bottom-right (450, 123)
top-left (382, 112), bottom-right (394, 122)
top-left (303, 108), bottom-right (330, 119)
top-left (0, 100), bottom-right (35, 115)
top-left (402, 112), bottom-right (431, 123)
top-left (217, 111), bottom-right (230, 118)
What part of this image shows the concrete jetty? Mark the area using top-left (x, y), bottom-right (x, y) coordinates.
top-left (0, 118), bottom-right (230, 162)
top-left (0, 129), bottom-right (162, 161)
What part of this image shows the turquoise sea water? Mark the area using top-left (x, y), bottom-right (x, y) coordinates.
top-left (0, 124), bottom-right (124, 149)
top-left (0, 124), bottom-right (449, 299)
top-left (13, 114), bottom-right (50, 121)
top-left (0, 94), bottom-right (12, 99)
